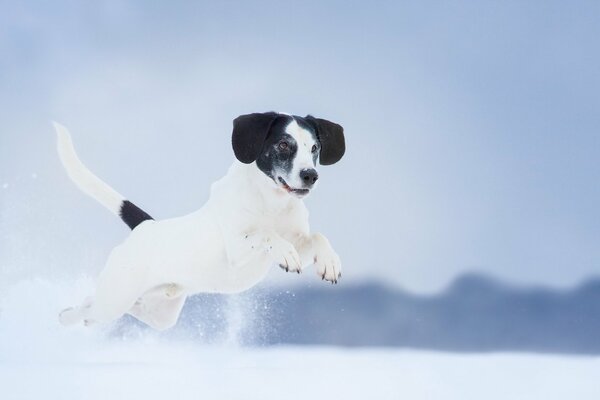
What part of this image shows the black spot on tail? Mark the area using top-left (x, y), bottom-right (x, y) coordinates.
top-left (120, 200), bottom-right (153, 230)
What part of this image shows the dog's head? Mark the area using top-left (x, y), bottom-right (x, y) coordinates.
top-left (232, 112), bottom-right (345, 198)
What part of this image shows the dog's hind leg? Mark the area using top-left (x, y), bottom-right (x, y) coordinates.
top-left (74, 245), bottom-right (154, 325)
top-left (59, 277), bottom-right (144, 327)
top-left (128, 284), bottom-right (187, 331)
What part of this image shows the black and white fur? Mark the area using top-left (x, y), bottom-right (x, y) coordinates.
top-left (54, 112), bottom-right (345, 330)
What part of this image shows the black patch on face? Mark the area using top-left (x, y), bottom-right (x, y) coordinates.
top-left (256, 116), bottom-right (298, 181)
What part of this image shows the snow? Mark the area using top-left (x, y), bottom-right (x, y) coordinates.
top-left (1, 279), bottom-right (599, 400)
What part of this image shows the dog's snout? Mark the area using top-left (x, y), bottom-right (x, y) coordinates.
top-left (300, 168), bottom-right (319, 187)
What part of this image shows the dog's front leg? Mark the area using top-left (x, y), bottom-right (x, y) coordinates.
top-left (295, 233), bottom-right (342, 284)
top-left (227, 229), bottom-right (302, 273)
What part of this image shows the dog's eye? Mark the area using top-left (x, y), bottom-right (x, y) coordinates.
top-left (311, 145), bottom-right (318, 153)
top-left (278, 141), bottom-right (288, 150)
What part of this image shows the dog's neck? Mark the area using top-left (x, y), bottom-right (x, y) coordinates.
top-left (232, 161), bottom-right (299, 213)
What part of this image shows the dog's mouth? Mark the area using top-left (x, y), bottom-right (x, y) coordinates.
top-left (277, 177), bottom-right (310, 197)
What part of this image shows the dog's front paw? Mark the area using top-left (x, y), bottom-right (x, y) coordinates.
top-left (267, 237), bottom-right (302, 274)
top-left (314, 248), bottom-right (342, 284)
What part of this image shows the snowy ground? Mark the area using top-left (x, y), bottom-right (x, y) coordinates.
top-left (4, 345), bottom-right (600, 400)
top-left (1, 279), bottom-right (599, 400)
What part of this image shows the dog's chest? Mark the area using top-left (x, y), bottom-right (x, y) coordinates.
top-left (240, 198), bottom-right (303, 236)
top-left (253, 205), bottom-right (294, 230)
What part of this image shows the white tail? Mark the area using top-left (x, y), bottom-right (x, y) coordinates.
top-left (53, 121), bottom-right (124, 216)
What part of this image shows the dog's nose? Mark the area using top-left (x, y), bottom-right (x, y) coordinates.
top-left (300, 169), bottom-right (319, 187)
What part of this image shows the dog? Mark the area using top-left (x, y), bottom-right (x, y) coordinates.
top-left (54, 112), bottom-right (345, 330)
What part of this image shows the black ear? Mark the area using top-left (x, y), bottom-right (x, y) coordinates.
top-left (305, 115), bottom-right (345, 165)
top-left (232, 112), bottom-right (279, 164)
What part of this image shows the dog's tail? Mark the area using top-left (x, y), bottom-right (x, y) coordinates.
top-left (53, 122), bottom-right (153, 230)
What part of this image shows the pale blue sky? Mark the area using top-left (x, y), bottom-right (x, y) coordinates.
top-left (1, 1), bottom-right (599, 292)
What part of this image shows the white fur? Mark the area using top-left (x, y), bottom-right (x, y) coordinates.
top-left (55, 123), bottom-right (341, 330)
top-left (54, 122), bottom-right (124, 215)
top-left (282, 119), bottom-right (319, 189)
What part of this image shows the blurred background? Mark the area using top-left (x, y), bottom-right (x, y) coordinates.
top-left (1, 1), bottom-right (600, 354)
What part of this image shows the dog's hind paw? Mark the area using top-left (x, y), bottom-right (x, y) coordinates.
top-left (58, 307), bottom-right (82, 326)
top-left (58, 296), bottom-right (93, 326)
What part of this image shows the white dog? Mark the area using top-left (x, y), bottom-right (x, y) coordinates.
top-left (55, 112), bottom-right (345, 330)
